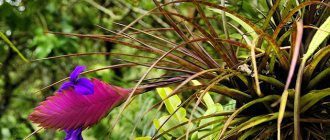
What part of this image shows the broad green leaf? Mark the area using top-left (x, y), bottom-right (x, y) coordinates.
top-left (209, 8), bottom-right (258, 39)
top-left (191, 131), bottom-right (198, 140)
top-left (191, 80), bottom-right (224, 140)
top-left (153, 119), bottom-right (172, 140)
top-left (154, 115), bottom-right (188, 138)
top-left (198, 103), bottom-right (223, 140)
top-left (191, 80), bottom-right (214, 108)
top-left (155, 87), bottom-right (189, 139)
top-left (303, 16), bottom-right (330, 62)
top-left (203, 94), bottom-right (215, 109)
top-left (30, 28), bottom-right (58, 59)
top-left (223, 100), bottom-right (236, 111)
top-left (156, 87), bottom-right (181, 115)
top-left (156, 87), bottom-right (188, 122)
top-left (34, 45), bottom-right (54, 58)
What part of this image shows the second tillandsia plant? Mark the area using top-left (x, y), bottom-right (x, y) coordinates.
top-left (27, 0), bottom-right (330, 139)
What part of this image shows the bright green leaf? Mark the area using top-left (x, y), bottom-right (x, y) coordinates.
top-left (303, 16), bottom-right (330, 62)
top-left (134, 137), bottom-right (151, 140)
top-left (153, 119), bottom-right (172, 140)
top-left (191, 80), bottom-right (215, 109)
top-left (154, 115), bottom-right (188, 138)
top-left (197, 103), bottom-right (223, 140)
top-left (156, 87), bottom-right (181, 115)
top-left (209, 8), bottom-right (258, 39)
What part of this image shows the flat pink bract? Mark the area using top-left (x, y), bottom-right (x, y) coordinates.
top-left (29, 78), bottom-right (130, 130)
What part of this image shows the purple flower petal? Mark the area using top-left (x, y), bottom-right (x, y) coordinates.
top-left (70, 66), bottom-right (86, 82)
top-left (58, 82), bottom-right (75, 92)
top-left (64, 128), bottom-right (83, 140)
top-left (74, 78), bottom-right (94, 95)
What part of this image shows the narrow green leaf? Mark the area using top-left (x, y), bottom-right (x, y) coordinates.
top-left (209, 8), bottom-right (258, 39)
top-left (0, 32), bottom-right (29, 62)
top-left (250, 36), bottom-right (262, 97)
top-left (239, 125), bottom-right (265, 140)
top-left (224, 113), bottom-right (293, 139)
top-left (84, 0), bottom-right (122, 20)
top-left (304, 45), bottom-right (330, 81)
top-left (239, 112), bottom-right (293, 132)
top-left (307, 68), bottom-right (330, 90)
top-left (134, 137), bottom-right (151, 140)
top-left (154, 111), bottom-right (234, 139)
top-left (211, 85), bottom-right (252, 100)
top-left (301, 87), bottom-right (330, 112)
top-left (258, 74), bottom-right (285, 88)
top-left (293, 59), bottom-right (306, 140)
top-left (219, 95), bottom-right (280, 138)
top-left (277, 91), bottom-right (289, 139)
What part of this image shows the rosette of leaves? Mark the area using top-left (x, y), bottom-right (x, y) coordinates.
top-left (47, 0), bottom-right (330, 139)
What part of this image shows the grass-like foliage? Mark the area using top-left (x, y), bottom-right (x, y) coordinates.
top-left (28, 0), bottom-right (330, 139)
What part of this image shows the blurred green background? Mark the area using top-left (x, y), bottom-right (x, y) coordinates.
top-left (0, 0), bottom-right (164, 139)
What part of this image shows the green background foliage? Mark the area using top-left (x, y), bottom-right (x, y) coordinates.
top-left (0, 0), bottom-right (162, 139)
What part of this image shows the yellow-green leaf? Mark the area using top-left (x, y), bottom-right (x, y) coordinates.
top-left (303, 16), bottom-right (330, 62)
top-left (134, 137), bottom-right (151, 140)
top-left (191, 80), bottom-right (215, 109)
top-left (0, 32), bottom-right (29, 62)
top-left (154, 115), bottom-right (188, 138)
top-left (156, 87), bottom-right (181, 115)
top-left (209, 8), bottom-right (258, 39)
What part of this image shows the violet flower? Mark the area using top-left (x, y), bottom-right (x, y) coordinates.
top-left (64, 128), bottom-right (83, 140)
top-left (58, 66), bottom-right (94, 95)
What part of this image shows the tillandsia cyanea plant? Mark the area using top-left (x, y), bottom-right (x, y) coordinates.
top-left (27, 0), bottom-right (330, 139)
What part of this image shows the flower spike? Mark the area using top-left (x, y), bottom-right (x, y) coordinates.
top-left (29, 66), bottom-right (146, 140)
top-left (29, 79), bottom-right (131, 130)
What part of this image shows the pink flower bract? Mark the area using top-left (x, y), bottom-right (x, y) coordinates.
top-left (29, 78), bottom-right (130, 130)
